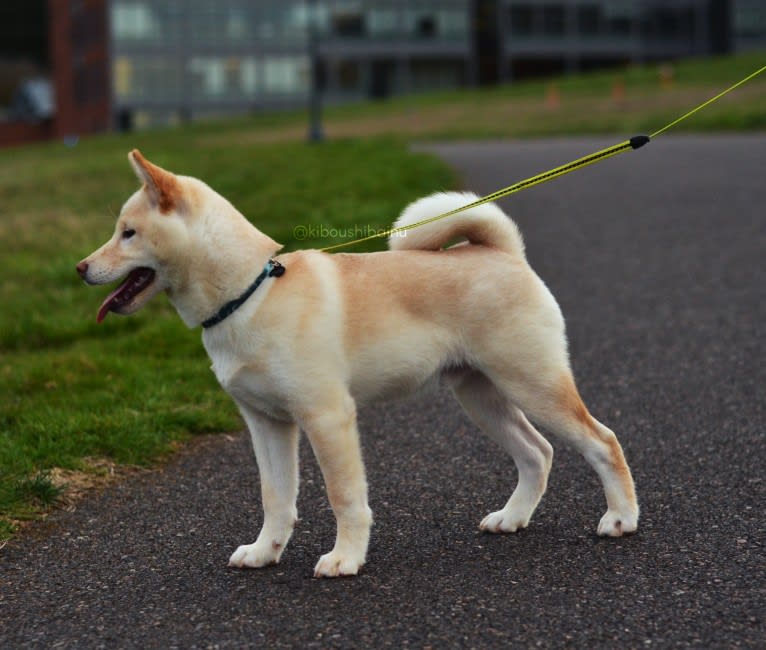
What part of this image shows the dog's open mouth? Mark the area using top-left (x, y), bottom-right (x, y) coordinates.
top-left (97, 268), bottom-right (156, 323)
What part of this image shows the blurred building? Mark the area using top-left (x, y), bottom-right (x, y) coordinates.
top-left (488, 0), bottom-right (729, 81)
top-left (0, 0), bottom-right (110, 147)
top-left (732, 0), bottom-right (766, 51)
top-left (482, 0), bottom-right (766, 82)
top-left (110, 0), bottom-right (765, 128)
top-left (0, 0), bottom-right (763, 140)
top-left (110, 1), bottom-right (472, 128)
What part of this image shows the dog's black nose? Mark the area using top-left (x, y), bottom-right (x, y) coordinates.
top-left (76, 261), bottom-right (89, 277)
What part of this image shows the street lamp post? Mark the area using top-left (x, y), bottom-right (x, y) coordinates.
top-left (307, 0), bottom-right (324, 142)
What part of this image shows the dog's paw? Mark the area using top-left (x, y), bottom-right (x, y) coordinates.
top-left (480, 509), bottom-right (529, 533)
top-left (597, 509), bottom-right (638, 537)
top-left (313, 550), bottom-right (364, 578)
top-left (228, 540), bottom-right (284, 569)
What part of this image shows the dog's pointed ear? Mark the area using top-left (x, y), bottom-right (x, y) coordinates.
top-left (128, 149), bottom-right (183, 214)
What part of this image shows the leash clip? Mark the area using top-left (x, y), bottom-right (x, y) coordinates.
top-left (629, 135), bottom-right (650, 150)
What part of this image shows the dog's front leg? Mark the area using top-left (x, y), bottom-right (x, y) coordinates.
top-left (228, 405), bottom-right (299, 569)
top-left (301, 394), bottom-right (372, 578)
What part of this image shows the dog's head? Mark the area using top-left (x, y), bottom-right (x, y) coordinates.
top-left (77, 150), bottom-right (199, 323)
top-left (78, 150), bottom-right (281, 326)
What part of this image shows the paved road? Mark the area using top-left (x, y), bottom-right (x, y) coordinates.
top-left (2, 136), bottom-right (764, 648)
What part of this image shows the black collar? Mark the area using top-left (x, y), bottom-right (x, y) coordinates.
top-left (201, 259), bottom-right (285, 329)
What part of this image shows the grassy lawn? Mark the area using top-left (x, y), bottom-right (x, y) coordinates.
top-left (1, 49), bottom-right (763, 538)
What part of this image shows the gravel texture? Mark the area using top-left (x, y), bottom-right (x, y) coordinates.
top-left (2, 135), bottom-right (764, 648)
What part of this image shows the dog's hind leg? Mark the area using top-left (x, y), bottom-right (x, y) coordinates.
top-left (299, 391), bottom-right (373, 578)
top-left (228, 405), bottom-right (300, 569)
top-left (449, 370), bottom-right (553, 533)
top-left (491, 370), bottom-right (638, 537)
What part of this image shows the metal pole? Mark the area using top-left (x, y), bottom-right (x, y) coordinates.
top-left (307, 0), bottom-right (324, 142)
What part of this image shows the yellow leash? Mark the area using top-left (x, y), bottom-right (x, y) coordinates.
top-left (649, 64), bottom-right (766, 138)
top-left (319, 64), bottom-right (766, 254)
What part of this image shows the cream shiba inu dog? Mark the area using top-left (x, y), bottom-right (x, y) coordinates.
top-left (77, 151), bottom-right (638, 577)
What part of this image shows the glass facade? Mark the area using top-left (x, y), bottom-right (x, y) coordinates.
top-left (733, 0), bottom-right (766, 50)
top-left (505, 1), bottom-right (703, 45)
top-left (499, 0), bottom-right (724, 79)
top-left (111, 1), bottom-right (310, 46)
top-left (316, 0), bottom-right (468, 41)
top-left (110, 0), bottom-right (471, 125)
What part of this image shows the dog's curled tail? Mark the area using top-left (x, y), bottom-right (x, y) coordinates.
top-left (388, 192), bottom-right (524, 255)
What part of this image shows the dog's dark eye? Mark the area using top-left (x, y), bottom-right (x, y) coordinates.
top-left (122, 229), bottom-right (136, 239)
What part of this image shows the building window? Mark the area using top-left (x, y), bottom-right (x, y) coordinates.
top-left (114, 56), bottom-right (133, 98)
top-left (111, 2), bottom-right (160, 42)
top-left (542, 5), bottom-right (565, 36)
top-left (404, 7), bottom-right (438, 39)
top-left (241, 59), bottom-right (258, 95)
top-left (368, 8), bottom-right (398, 38)
top-left (188, 58), bottom-right (226, 97)
top-left (262, 56), bottom-right (309, 95)
top-left (643, 6), bottom-right (693, 42)
top-left (417, 15), bottom-right (436, 38)
top-left (186, 57), bottom-right (269, 99)
top-left (510, 5), bottom-right (535, 37)
top-left (327, 2), bottom-right (468, 42)
top-left (733, 0), bottom-right (766, 47)
top-left (577, 5), bottom-right (600, 35)
top-left (114, 57), bottom-right (182, 101)
top-left (439, 8), bottom-right (469, 39)
top-left (254, 2), bottom-right (309, 42)
top-left (332, 10), bottom-right (366, 37)
top-left (226, 9), bottom-right (249, 41)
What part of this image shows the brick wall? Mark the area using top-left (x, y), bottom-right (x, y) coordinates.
top-left (49, 0), bottom-right (111, 138)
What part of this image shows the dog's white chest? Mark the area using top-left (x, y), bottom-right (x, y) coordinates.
top-left (203, 333), bottom-right (291, 421)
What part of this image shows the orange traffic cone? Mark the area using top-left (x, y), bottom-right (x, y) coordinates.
top-left (545, 82), bottom-right (561, 110)
top-left (612, 76), bottom-right (626, 104)
top-left (659, 63), bottom-right (675, 89)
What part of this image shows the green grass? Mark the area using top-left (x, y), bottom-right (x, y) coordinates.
top-left (1, 49), bottom-right (763, 537)
top-left (0, 471), bottom-right (62, 538)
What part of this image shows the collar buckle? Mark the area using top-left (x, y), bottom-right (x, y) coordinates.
top-left (269, 259), bottom-right (285, 277)
top-left (201, 258), bottom-right (284, 329)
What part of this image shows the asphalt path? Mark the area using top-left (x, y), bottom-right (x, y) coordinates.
top-left (2, 135), bottom-right (764, 648)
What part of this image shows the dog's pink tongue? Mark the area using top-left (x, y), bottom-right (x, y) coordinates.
top-left (95, 268), bottom-right (156, 323)
top-left (97, 283), bottom-right (125, 323)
